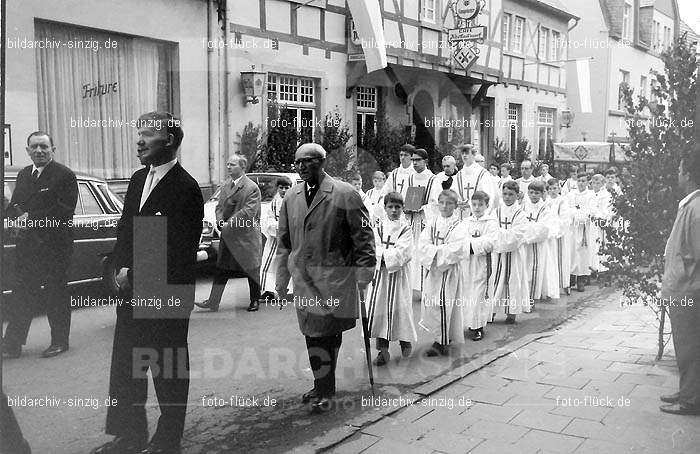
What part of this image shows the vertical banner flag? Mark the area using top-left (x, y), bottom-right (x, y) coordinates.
top-left (347, 0), bottom-right (387, 73)
top-left (576, 58), bottom-right (592, 113)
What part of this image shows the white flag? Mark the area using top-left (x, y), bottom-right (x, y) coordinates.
top-left (576, 58), bottom-right (592, 113)
top-left (347, 0), bottom-right (387, 73)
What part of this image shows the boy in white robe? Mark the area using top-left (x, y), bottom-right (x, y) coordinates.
top-left (521, 181), bottom-right (552, 305)
top-left (419, 189), bottom-right (468, 356)
top-left (568, 172), bottom-right (596, 292)
top-left (364, 171), bottom-right (386, 222)
top-left (383, 144), bottom-right (416, 197)
top-left (405, 148), bottom-right (435, 292)
top-left (590, 174), bottom-right (613, 278)
top-left (366, 191), bottom-right (417, 366)
top-left (260, 177), bottom-right (293, 299)
top-left (455, 144), bottom-right (499, 218)
top-left (561, 165), bottom-right (579, 196)
top-left (491, 180), bottom-right (530, 323)
top-left (462, 191), bottom-right (499, 341)
top-left (544, 178), bottom-right (573, 296)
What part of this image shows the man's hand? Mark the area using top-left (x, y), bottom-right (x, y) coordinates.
top-left (14, 212), bottom-right (29, 232)
top-left (116, 267), bottom-right (130, 291)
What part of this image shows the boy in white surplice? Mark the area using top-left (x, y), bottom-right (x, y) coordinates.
top-left (419, 189), bottom-right (468, 356)
top-left (366, 191), bottom-right (417, 366)
top-left (462, 191), bottom-right (499, 341)
top-left (260, 177), bottom-right (293, 300)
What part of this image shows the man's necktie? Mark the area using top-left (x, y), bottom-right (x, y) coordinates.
top-left (32, 169), bottom-right (39, 181)
top-left (139, 169), bottom-right (157, 210)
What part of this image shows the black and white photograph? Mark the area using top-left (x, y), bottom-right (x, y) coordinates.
top-left (1, 0), bottom-right (699, 453)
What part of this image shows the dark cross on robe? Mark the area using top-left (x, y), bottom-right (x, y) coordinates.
top-left (434, 232), bottom-right (447, 245)
top-left (396, 177), bottom-right (406, 193)
top-left (381, 235), bottom-right (395, 248)
top-left (527, 212), bottom-right (537, 222)
top-left (500, 217), bottom-right (513, 229)
top-left (463, 182), bottom-right (476, 201)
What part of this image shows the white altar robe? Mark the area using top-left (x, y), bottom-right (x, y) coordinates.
top-left (419, 214), bottom-right (467, 345)
top-left (383, 165), bottom-right (415, 197)
top-left (261, 194), bottom-right (293, 293)
top-left (367, 218), bottom-right (417, 342)
top-left (590, 188), bottom-right (613, 273)
top-left (455, 163), bottom-right (499, 218)
top-left (521, 199), bottom-right (553, 300)
top-left (491, 203), bottom-right (531, 316)
top-left (545, 195), bottom-right (574, 291)
top-left (568, 189), bottom-right (596, 276)
top-left (407, 169), bottom-right (435, 291)
top-left (461, 214), bottom-right (499, 329)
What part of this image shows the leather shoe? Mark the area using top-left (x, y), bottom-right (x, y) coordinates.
top-left (91, 437), bottom-right (147, 454)
top-left (425, 342), bottom-right (447, 357)
top-left (310, 396), bottom-right (333, 414)
top-left (373, 350), bottom-right (390, 366)
top-left (302, 387), bottom-right (318, 404)
top-left (247, 300), bottom-right (259, 312)
top-left (505, 314), bottom-right (516, 324)
top-left (41, 344), bottom-right (68, 358)
top-left (2, 343), bottom-right (21, 359)
top-left (194, 299), bottom-right (219, 312)
top-left (660, 392), bottom-right (680, 404)
top-left (659, 403), bottom-right (700, 415)
top-left (400, 341), bottom-right (412, 358)
top-left (472, 328), bottom-right (484, 341)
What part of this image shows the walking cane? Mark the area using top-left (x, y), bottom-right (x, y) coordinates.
top-left (358, 285), bottom-right (375, 397)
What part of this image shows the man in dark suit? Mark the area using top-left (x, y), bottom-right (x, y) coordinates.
top-left (2, 131), bottom-right (78, 359)
top-left (195, 154), bottom-right (262, 312)
top-left (91, 112), bottom-right (203, 454)
top-left (275, 143), bottom-right (376, 413)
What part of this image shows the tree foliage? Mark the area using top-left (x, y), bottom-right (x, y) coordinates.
top-left (602, 37), bottom-right (698, 307)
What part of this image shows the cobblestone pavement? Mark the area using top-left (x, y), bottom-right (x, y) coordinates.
top-left (326, 289), bottom-right (697, 454)
top-left (4, 277), bottom-right (606, 453)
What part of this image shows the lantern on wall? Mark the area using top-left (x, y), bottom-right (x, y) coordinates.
top-left (240, 66), bottom-right (266, 105)
top-left (560, 108), bottom-right (574, 128)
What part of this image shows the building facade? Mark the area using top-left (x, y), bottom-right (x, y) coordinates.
top-left (6, 0), bottom-right (578, 190)
top-left (561, 0), bottom-right (684, 143)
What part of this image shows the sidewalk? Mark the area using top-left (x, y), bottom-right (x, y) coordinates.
top-left (325, 291), bottom-right (698, 454)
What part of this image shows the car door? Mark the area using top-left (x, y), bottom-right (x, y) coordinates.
top-left (66, 181), bottom-right (120, 283)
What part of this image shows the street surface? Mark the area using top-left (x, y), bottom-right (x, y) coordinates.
top-left (4, 277), bottom-right (607, 453)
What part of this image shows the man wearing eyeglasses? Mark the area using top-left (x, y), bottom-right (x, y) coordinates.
top-left (275, 143), bottom-right (376, 413)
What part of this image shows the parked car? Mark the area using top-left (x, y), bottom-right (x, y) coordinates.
top-left (2, 167), bottom-right (124, 294)
top-left (197, 172), bottom-right (302, 263)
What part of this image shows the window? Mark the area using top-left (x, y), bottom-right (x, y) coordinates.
top-left (664, 26), bottom-right (671, 49)
top-left (618, 70), bottom-right (630, 110)
top-left (507, 103), bottom-right (521, 157)
top-left (78, 183), bottom-right (103, 215)
top-left (538, 26), bottom-right (549, 59)
top-left (267, 73), bottom-right (317, 143)
top-left (652, 21), bottom-right (660, 50)
top-left (622, 3), bottom-right (631, 41)
top-left (356, 86), bottom-right (377, 149)
top-left (512, 16), bottom-right (525, 53)
top-left (537, 108), bottom-right (555, 160)
top-left (550, 30), bottom-right (561, 62)
top-left (640, 75), bottom-right (647, 99)
top-left (502, 14), bottom-right (511, 51)
top-left (422, 0), bottom-right (437, 23)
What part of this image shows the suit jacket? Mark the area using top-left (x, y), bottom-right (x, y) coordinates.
top-left (112, 162), bottom-right (204, 315)
top-left (216, 174), bottom-right (262, 272)
top-left (8, 160), bottom-right (78, 254)
top-left (275, 172), bottom-right (376, 337)
top-left (662, 191), bottom-right (700, 301)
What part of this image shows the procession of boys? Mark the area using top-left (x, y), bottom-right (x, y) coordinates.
top-left (10, 119), bottom-right (699, 454)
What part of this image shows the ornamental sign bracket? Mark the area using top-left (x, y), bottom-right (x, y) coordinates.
top-left (448, 0), bottom-right (487, 71)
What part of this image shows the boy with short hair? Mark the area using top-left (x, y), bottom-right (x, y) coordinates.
top-left (544, 178), bottom-right (573, 296)
top-left (366, 192), bottom-right (417, 366)
top-left (462, 191), bottom-right (499, 341)
top-left (349, 173), bottom-right (367, 200)
top-left (561, 165), bottom-right (579, 196)
top-left (491, 180), bottom-right (530, 323)
top-left (521, 181), bottom-right (553, 305)
top-left (567, 172), bottom-right (595, 291)
top-left (260, 176), bottom-right (293, 300)
top-left (419, 189), bottom-right (468, 356)
top-left (590, 174), bottom-right (613, 281)
top-left (365, 171), bottom-right (387, 222)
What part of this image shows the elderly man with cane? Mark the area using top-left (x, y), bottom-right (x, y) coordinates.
top-left (275, 143), bottom-right (376, 413)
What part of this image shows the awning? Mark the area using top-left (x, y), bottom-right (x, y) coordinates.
top-left (347, 0), bottom-right (387, 73)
